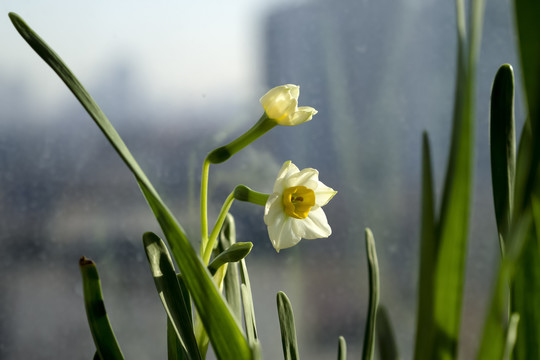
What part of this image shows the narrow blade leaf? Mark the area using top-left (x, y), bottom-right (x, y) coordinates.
top-left (490, 64), bottom-right (516, 242)
top-left (513, 0), bottom-right (540, 220)
top-left (220, 214), bottom-right (243, 323)
top-left (143, 232), bottom-right (201, 360)
top-left (208, 242), bottom-right (253, 276)
top-left (277, 291), bottom-right (300, 360)
top-left (168, 318), bottom-right (187, 360)
top-left (8, 13), bottom-right (251, 359)
top-left (431, 1), bottom-right (484, 357)
top-left (476, 212), bottom-right (532, 360)
top-left (79, 257), bottom-right (125, 360)
top-left (362, 228), bottom-right (380, 360)
top-left (376, 306), bottom-right (400, 360)
top-left (240, 259), bottom-right (258, 344)
top-left (337, 336), bottom-right (347, 360)
top-left (511, 224), bottom-right (540, 359)
top-left (504, 313), bottom-right (520, 360)
top-left (413, 132), bottom-right (436, 360)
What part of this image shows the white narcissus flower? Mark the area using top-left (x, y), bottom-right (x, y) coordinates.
top-left (259, 84), bottom-right (318, 126)
top-left (264, 161), bottom-right (337, 252)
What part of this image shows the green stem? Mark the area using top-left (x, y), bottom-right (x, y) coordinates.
top-left (234, 185), bottom-right (270, 206)
top-left (202, 185), bottom-right (270, 264)
top-left (203, 191), bottom-right (236, 264)
top-left (200, 158), bottom-right (210, 256)
top-left (207, 114), bottom-right (276, 164)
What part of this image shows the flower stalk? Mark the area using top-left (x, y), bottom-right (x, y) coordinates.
top-left (203, 185), bottom-right (270, 264)
top-left (207, 114), bottom-right (276, 164)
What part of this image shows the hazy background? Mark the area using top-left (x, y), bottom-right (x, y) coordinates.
top-left (0, 1), bottom-right (524, 359)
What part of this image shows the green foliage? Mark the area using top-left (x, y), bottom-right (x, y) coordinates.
top-left (376, 306), bottom-right (400, 360)
top-left (79, 257), bottom-right (125, 360)
top-left (8, 0), bottom-right (540, 358)
top-left (277, 292), bottom-right (300, 360)
top-left (511, 2), bottom-right (540, 359)
top-left (143, 232), bottom-right (201, 360)
top-left (490, 64), bottom-right (516, 248)
top-left (362, 228), bottom-right (380, 360)
top-left (220, 215), bottom-right (243, 324)
top-left (414, 132), bottom-right (436, 360)
top-left (8, 13), bottom-right (250, 360)
top-left (337, 336), bottom-right (347, 360)
top-left (168, 318), bottom-right (186, 360)
top-left (208, 242), bottom-right (253, 276)
top-left (476, 213), bottom-right (531, 360)
top-left (240, 259), bottom-right (259, 346)
top-left (414, 1), bottom-right (484, 359)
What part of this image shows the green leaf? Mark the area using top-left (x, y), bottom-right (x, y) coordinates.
top-left (208, 242), bottom-right (253, 276)
top-left (362, 228), bottom-right (380, 360)
top-left (143, 232), bottom-right (200, 360)
top-left (240, 259), bottom-right (258, 344)
top-left (251, 340), bottom-right (263, 360)
top-left (413, 132), bottom-right (436, 360)
top-left (337, 336), bottom-right (347, 360)
top-left (511, 224), bottom-right (540, 359)
top-left (8, 13), bottom-right (251, 360)
top-left (476, 212), bottom-right (531, 360)
top-left (220, 214), bottom-right (243, 323)
top-left (177, 274), bottom-right (193, 323)
top-left (511, 117), bottom-right (540, 360)
top-left (277, 291), bottom-right (300, 360)
top-left (168, 318), bottom-right (186, 360)
top-left (514, 0), bottom-right (540, 138)
top-left (376, 306), bottom-right (400, 360)
top-left (79, 257), bottom-right (125, 360)
top-left (513, 0), bottom-right (540, 220)
top-left (504, 313), bottom-right (520, 360)
top-left (490, 64), bottom-right (516, 243)
top-left (430, 1), bottom-right (484, 358)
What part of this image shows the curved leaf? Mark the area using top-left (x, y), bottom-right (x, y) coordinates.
top-left (362, 228), bottom-right (379, 360)
top-left (79, 257), bottom-right (125, 360)
top-left (208, 242), bottom-right (253, 276)
top-left (277, 291), bottom-right (299, 360)
top-left (490, 64), bottom-right (515, 243)
top-left (9, 13), bottom-right (250, 360)
top-left (143, 232), bottom-right (201, 360)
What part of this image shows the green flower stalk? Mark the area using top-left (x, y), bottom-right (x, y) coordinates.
top-left (200, 84), bottom-right (317, 257)
top-left (202, 185), bottom-right (269, 264)
top-left (207, 84), bottom-right (317, 165)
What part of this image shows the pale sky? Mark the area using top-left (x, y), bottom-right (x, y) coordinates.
top-left (0, 0), bottom-right (296, 115)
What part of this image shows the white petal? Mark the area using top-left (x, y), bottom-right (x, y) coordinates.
top-left (297, 106), bottom-right (317, 115)
top-left (264, 187), bottom-right (303, 252)
top-left (299, 207), bottom-right (332, 239)
top-left (267, 215), bottom-right (301, 252)
top-left (264, 193), bottom-right (282, 223)
top-left (260, 85), bottom-right (297, 120)
top-left (259, 85), bottom-right (289, 106)
top-left (285, 107), bottom-right (317, 126)
top-left (280, 98), bottom-right (298, 118)
top-left (288, 84), bottom-right (300, 100)
top-left (314, 182), bottom-right (337, 206)
top-left (285, 167), bottom-right (319, 189)
top-left (273, 161), bottom-right (299, 193)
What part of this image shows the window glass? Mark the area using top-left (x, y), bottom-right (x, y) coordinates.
top-left (0, 1), bottom-right (523, 359)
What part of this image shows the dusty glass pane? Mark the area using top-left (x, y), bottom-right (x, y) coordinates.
top-left (0, 0), bottom-right (523, 359)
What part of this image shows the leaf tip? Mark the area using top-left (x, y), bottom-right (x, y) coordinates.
top-left (79, 256), bottom-right (94, 267)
